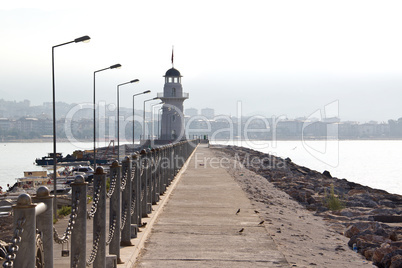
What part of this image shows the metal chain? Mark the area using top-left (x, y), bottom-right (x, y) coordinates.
top-left (120, 167), bottom-right (128, 191)
top-left (107, 169), bottom-right (118, 198)
top-left (141, 188), bottom-right (145, 202)
top-left (87, 179), bottom-right (102, 219)
top-left (86, 230), bottom-right (101, 266)
top-left (120, 204), bottom-right (128, 231)
top-left (106, 215), bottom-right (117, 246)
top-left (130, 190), bottom-right (136, 216)
top-left (2, 217), bottom-right (26, 268)
top-left (140, 160), bottom-right (145, 177)
top-left (54, 193), bottom-right (80, 244)
top-left (131, 164), bottom-right (136, 182)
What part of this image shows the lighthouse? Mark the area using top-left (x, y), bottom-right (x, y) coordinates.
top-left (158, 67), bottom-right (189, 141)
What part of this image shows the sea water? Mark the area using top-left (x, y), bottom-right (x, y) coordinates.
top-left (0, 140), bottom-right (401, 195)
top-left (211, 140), bottom-right (402, 195)
top-left (0, 142), bottom-right (94, 189)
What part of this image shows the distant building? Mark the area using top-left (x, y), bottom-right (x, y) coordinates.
top-left (185, 108), bottom-right (198, 117)
top-left (201, 108), bottom-right (214, 119)
top-left (0, 118), bottom-right (10, 132)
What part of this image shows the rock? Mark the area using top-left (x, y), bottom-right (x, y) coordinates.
top-left (380, 249), bottom-right (402, 268)
top-left (363, 248), bottom-right (375, 260)
top-left (345, 225), bottom-right (360, 238)
top-left (372, 247), bottom-right (395, 265)
top-left (340, 208), bottom-right (362, 218)
top-left (374, 227), bottom-right (390, 237)
top-left (346, 200), bottom-right (365, 207)
top-left (379, 199), bottom-right (397, 208)
top-left (348, 189), bottom-right (367, 196)
top-left (373, 215), bottom-right (402, 223)
top-left (390, 254), bottom-right (402, 268)
top-left (322, 170), bottom-right (332, 178)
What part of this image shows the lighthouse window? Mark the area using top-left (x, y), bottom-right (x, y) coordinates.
top-left (171, 88), bottom-right (176, 97)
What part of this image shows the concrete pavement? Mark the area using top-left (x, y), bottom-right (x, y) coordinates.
top-left (134, 144), bottom-right (288, 267)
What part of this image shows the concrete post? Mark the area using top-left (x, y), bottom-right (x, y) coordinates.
top-left (131, 153), bottom-right (141, 228)
top-left (171, 144), bottom-right (176, 182)
top-left (33, 186), bottom-right (54, 268)
top-left (155, 148), bottom-right (161, 199)
top-left (166, 145), bottom-right (171, 186)
top-left (70, 175), bottom-right (88, 268)
top-left (109, 160), bottom-right (122, 263)
top-left (145, 149), bottom-right (152, 214)
top-left (140, 150), bottom-right (148, 218)
top-left (121, 157), bottom-right (134, 245)
top-left (159, 146), bottom-right (166, 194)
top-left (13, 194), bottom-right (36, 268)
top-left (150, 149), bottom-right (157, 205)
top-left (94, 167), bottom-right (107, 268)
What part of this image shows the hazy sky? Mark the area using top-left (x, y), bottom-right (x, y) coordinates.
top-left (1, 0), bottom-right (402, 122)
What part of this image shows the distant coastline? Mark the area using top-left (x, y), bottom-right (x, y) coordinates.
top-left (2, 137), bottom-right (402, 143)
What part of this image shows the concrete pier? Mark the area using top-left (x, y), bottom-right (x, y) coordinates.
top-left (53, 144), bottom-right (288, 267)
top-left (134, 144), bottom-right (288, 267)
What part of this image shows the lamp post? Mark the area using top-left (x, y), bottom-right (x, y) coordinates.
top-left (132, 90), bottom-right (151, 148)
top-left (143, 97), bottom-right (159, 141)
top-left (157, 107), bottom-right (163, 139)
top-left (93, 64), bottom-right (121, 169)
top-left (52, 35), bottom-right (90, 217)
top-left (117, 79), bottom-right (139, 161)
top-left (150, 102), bottom-right (164, 140)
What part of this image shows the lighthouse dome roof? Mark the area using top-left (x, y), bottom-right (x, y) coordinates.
top-left (164, 68), bottom-right (182, 77)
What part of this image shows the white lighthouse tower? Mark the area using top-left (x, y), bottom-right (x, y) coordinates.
top-left (158, 67), bottom-right (189, 141)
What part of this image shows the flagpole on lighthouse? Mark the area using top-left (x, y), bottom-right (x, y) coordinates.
top-left (171, 46), bottom-right (174, 68)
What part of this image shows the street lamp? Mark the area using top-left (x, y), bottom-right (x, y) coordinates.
top-left (93, 63), bottom-right (121, 169)
top-left (151, 102), bottom-right (164, 140)
top-left (143, 97), bottom-right (159, 140)
top-left (52, 35), bottom-right (90, 218)
top-left (132, 90), bottom-right (151, 148)
top-left (117, 79), bottom-right (139, 161)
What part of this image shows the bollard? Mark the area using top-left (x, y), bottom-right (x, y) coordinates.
top-left (140, 149), bottom-right (149, 218)
top-left (150, 148), bottom-right (157, 205)
top-left (159, 146), bottom-right (166, 194)
top-left (154, 148), bottom-right (161, 201)
top-left (33, 186), bottom-right (54, 268)
top-left (145, 149), bottom-right (152, 214)
top-left (93, 166), bottom-right (107, 268)
top-left (109, 160), bottom-right (122, 263)
top-left (70, 175), bottom-right (88, 268)
top-left (12, 194), bottom-right (36, 268)
top-left (121, 157), bottom-right (134, 245)
top-left (171, 144), bottom-right (176, 181)
top-left (131, 152), bottom-right (141, 229)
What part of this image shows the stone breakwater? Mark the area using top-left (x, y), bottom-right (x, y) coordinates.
top-left (219, 145), bottom-right (402, 268)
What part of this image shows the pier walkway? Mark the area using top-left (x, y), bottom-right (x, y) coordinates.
top-left (54, 144), bottom-right (288, 267)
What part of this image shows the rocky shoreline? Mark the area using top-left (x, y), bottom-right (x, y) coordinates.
top-left (212, 145), bottom-right (402, 268)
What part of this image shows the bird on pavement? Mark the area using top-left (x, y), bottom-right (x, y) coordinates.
top-left (239, 228), bottom-right (244, 233)
top-left (258, 220), bottom-right (265, 225)
top-left (236, 208), bottom-right (240, 215)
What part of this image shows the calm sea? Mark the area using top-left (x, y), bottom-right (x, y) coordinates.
top-left (0, 140), bottom-right (401, 195)
top-left (211, 140), bottom-right (402, 195)
top-left (0, 142), bottom-right (94, 189)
